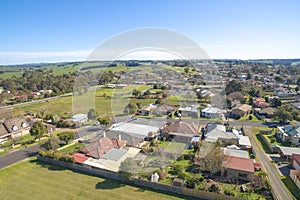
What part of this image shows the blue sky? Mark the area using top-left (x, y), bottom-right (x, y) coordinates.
top-left (0, 0), bottom-right (299, 64)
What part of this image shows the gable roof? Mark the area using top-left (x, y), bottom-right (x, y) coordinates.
top-left (162, 120), bottom-right (198, 135)
top-left (73, 153), bottom-right (89, 164)
top-left (258, 107), bottom-right (276, 115)
top-left (234, 104), bottom-right (252, 113)
top-left (3, 118), bottom-right (30, 133)
top-left (0, 123), bottom-right (9, 138)
top-left (205, 124), bottom-right (238, 142)
top-left (82, 137), bottom-right (126, 159)
top-left (223, 156), bottom-right (254, 173)
top-left (280, 125), bottom-right (300, 137)
top-left (111, 122), bottom-right (159, 137)
top-left (278, 146), bottom-right (300, 156)
top-left (292, 154), bottom-right (300, 166)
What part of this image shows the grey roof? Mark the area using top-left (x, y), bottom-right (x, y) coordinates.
top-left (105, 130), bottom-right (144, 147)
top-left (205, 124), bottom-right (239, 142)
top-left (102, 148), bottom-right (127, 161)
top-left (279, 125), bottom-right (300, 137)
top-left (278, 146), bottom-right (300, 156)
top-left (111, 122), bottom-right (159, 137)
top-left (223, 148), bottom-right (249, 159)
top-left (128, 118), bottom-right (165, 128)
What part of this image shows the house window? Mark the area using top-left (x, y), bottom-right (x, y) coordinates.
top-left (12, 125), bottom-right (18, 131)
top-left (21, 122), bottom-right (27, 128)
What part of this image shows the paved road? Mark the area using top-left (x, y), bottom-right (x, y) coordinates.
top-left (244, 126), bottom-right (293, 200)
top-left (0, 144), bottom-right (40, 170)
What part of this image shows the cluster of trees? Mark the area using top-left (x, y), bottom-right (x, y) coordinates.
top-left (274, 104), bottom-right (300, 122)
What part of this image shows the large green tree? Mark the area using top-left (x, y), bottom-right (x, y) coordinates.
top-left (41, 134), bottom-right (60, 150)
top-left (30, 122), bottom-right (46, 140)
top-left (58, 131), bottom-right (75, 144)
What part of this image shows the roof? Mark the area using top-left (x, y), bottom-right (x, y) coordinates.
top-left (258, 107), bottom-right (276, 115)
top-left (3, 118), bottom-right (30, 133)
top-left (127, 118), bottom-right (165, 129)
top-left (0, 123), bottom-right (9, 138)
top-left (238, 135), bottom-right (252, 147)
top-left (140, 104), bottom-right (157, 111)
top-left (73, 153), bottom-right (89, 163)
top-left (201, 107), bottom-right (222, 114)
top-left (111, 122), bottom-right (159, 137)
top-left (82, 137), bottom-right (126, 159)
top-left (67, 114), bottom-right (87, 122)
top-left (205, 124), bottom-right (238, 143)
top-left (292, 154), bottom-right (300, 166)
top-left (102, 148), bottom-right (127, 161)
top-left (162, 120), bottom-right (199, 135)
top-left (279, 146), bottom-right (300, 156)
top-left (179, 105), bottom-right (199, 112)
top-left (278, 125), bottom-right (300, 137)
top-left (223, 148), bottom-right (249, 159)
top-left (235, 104), bottom-right (252, 113)
top-left (223, 156), bottom-right (254, 173)
top-left (105, 131), bottom-right (144, 147)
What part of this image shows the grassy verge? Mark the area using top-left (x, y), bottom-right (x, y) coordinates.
top-left (281, 176), bottom-right (300, 200)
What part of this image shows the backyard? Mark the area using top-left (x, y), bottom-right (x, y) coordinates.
top-left (0, 158), bottom-right (191, 200)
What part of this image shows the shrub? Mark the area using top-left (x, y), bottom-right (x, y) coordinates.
top-left (224, 189), bottom-right (236, 196)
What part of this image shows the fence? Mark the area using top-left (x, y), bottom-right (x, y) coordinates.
top-left (38, 156), bottom-right (242, 200)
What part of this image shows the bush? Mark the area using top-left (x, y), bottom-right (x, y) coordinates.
top-left (224, 189), bottom-right (235, 196)
top-left (209, 184), bottom-right (220, 193)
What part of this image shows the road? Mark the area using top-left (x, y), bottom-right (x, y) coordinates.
top-left (0, 93), bottom-right (72, 110)
top-left (0, 144), bottom-right (40, 169)
top-left (243, 126), bottom-right (293, 200)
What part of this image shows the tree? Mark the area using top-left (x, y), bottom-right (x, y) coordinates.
top-left (119, 158), bottom-right (139, 180)
top-left (297, 77), bottom-right (300, 87)
top-left (87, 108), bottom-right (97, 120)
top-left (274, 106), bottom-right (293, 122)
top-left (98, 116), bottom-right (111, 127)
top-left (41, 134), bottom-right (60, 150)
top-left (30, 122), bottom-right (46, 140)
top-left (184, 67), bottom-right (189, 74)
top-left (58, 131), bottom-right (75, 144)
top-left (271, 98), bottom-right (282, 108)
top-left (125, 103), bottom-right (137, 115)
top-left (225, 80), bottom-right (243, 95)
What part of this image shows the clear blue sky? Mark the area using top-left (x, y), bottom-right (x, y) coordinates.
top-left (0, 0), bottom-right (299, 64)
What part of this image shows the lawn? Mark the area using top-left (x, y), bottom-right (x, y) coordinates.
top-left (164, 142), bottom-right (186, 154)
top-left (0, 158), bottom-right (189, 200)
top-left (281, 176), bottom-right (300, 200)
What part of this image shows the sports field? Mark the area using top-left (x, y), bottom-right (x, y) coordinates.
top-left (0, 158), bottom-right (189, 200)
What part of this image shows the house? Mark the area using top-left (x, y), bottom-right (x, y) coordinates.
top-left (222, 156), bottom-right (254, 182)
top-left (67, 114), bottom-right (88, 123)
top-left (253, 98), bottom-right (270, 109)
top-left (290, 169), bottom-right (300, 190)
top-left (161, 120), bottom-right (199, 143)
top-left (257, 107), bottom-right (276, 118)
top-left (278, 146), bottom-right (300, 161)
top-left (277, 125), bottom-right (300, 146)
top-left (3, 118), bottom-right (30, 139)
top-left (0, 123), bottom-right (10, 143)
top-left (157, 104), bottom-right (176, 115)
top-left (81, 136), bottom-right (126, 159)
top-left (139, 104), bottom-right (157, 116)
top-left (42, 122), bottom-right (56, 134)
top-left (201, 106), bottom-right (222, 119)
top-left (179, 105), bottom-right (199, 118)
top-left (231, 104), bottom-right (252, 119)
top-left (222, 148), bottom-right (249, 159)
top-left (292, 154), bottom-right (300, 170)
top-left (204, 124), bottom-right (239, 145)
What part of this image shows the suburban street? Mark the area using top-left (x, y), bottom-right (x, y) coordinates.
top-left (244, 126), bottom-right (293, 200)
top-left (0, 144), bottom-right (40, 169)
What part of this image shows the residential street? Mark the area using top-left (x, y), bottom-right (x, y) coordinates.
top-left (0, 144), bottom-right (40, 169)
top-left (244, 126), bottom-right (293, 200)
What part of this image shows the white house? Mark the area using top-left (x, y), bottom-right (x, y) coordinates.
top-left (201, 106), bottom-right (223, 118)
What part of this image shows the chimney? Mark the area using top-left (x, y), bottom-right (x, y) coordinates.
top-left (103, 131), bottom-right (106, 138)
top-left (118, 133), bottom-right (121, 140)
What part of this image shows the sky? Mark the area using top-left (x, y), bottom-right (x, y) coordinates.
top-left (0, 0), bottom-right (299, 64)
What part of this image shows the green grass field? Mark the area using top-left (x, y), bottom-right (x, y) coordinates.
top-left (164, 142), bottom-right (186, 154)
top-left (0, 158), bottom-right (188, 200)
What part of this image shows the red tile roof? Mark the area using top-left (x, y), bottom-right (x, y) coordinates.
top-left (223, 156), bottom-right (254, 173)
top-left (292, 154), bottom-right (300, 166)
top-left (82, 137), bottom-right (126, 159)
top-left (73, 153), bottom-right (89, 163)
